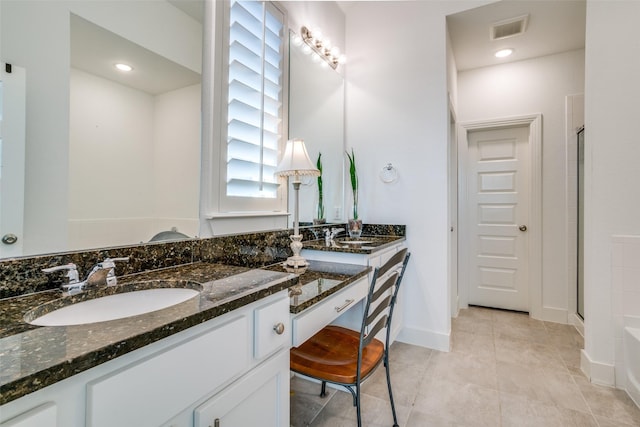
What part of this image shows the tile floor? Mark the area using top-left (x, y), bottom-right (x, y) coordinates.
top-left (290, 306), bottom-right (640, 426)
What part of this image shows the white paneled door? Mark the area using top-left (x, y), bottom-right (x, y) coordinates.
top-left (467, 125), bottom-right (530, 311)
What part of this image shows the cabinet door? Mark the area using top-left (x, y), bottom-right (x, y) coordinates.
top-left (87, 315), bottom-right (250, 427)
top-left (194, 351), bottom-right (290, 427)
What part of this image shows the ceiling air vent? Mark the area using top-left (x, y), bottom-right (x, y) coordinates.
top-left (490, 14), bottom-right (529, 41)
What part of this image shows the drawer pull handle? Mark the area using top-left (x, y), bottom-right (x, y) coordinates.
top-left (273, 322), bottom-right (285, 335)
top-left (212, 419), bottom-right (220, 427)
top-left (335, 299), bottom-right (355, 313)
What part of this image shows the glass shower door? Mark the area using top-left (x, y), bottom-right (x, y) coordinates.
top-left (577, 127), bottom-right (585, 319)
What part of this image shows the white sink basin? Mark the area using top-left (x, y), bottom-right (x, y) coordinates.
top-left (29, 288), bottom-right (200, 326)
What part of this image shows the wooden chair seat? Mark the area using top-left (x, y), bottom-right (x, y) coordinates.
top-left (290, 325), bottom-right (384, 384)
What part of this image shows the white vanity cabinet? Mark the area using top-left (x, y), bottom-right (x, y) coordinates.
top-left (301, 241), bottom-right (406, 342)
top-left (290, 276), bottom-right (368, 347)
top-left (0, 290), bottom-right (291, 427)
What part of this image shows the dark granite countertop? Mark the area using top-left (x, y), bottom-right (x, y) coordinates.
top-left (302, 235), bottom-right (405, 254)
top-left (0, 260), bottom-right (369, 405)
top-left (264, 260), bottom-right (371, 314)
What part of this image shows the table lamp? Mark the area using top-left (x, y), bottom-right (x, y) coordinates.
top-left (275, 138), bottom-right (320, 268)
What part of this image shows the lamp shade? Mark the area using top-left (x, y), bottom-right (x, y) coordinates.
top-left (275, 138), bottom-right (321, 177)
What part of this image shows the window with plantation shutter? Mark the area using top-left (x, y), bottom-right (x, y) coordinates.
top-left (222, 0), bottom-right (285, 208)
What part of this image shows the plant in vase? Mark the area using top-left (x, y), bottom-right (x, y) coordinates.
top-left (313, 152), bottom-right (326, 225)
top-left (346, 148), bottom-right (362, 239)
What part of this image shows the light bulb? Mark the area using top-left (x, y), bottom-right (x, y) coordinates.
top-left (495, 48), bottom-right (514, 58)
top-left (115, 63), bottom-right (133, 72)
top-left (330, 46), bottom-right (341, 57)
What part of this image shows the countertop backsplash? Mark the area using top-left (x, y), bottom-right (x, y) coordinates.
top-left (0, 224), bottom-right (406, 299)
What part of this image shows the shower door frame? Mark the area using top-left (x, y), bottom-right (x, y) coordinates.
top-left (577, 126), bottom-right (585, 320)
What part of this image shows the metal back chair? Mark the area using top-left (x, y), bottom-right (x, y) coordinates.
top-left (290, 248), bottom-right (410, 427)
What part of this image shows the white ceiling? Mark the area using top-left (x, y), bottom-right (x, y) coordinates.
top-left (70, 1), bottom-right (585, 93)
top-left (447, 0), bottom-right (586, 71)
top-left (70, 7), bottom-right (201, 95)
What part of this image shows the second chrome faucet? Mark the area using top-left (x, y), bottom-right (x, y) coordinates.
top-left (324, 227), bottom-right (345, 245)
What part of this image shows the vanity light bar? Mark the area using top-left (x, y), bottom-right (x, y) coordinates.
top-left (300, 26), bottom-right (346, 70)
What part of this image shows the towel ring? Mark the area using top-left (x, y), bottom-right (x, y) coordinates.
top-left (380, 163), bottom-right (398, 183)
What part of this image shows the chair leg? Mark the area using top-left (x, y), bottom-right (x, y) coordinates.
top-left (384, 352), bottom-right (400, 427)
top-left (355, 383), bottom-right (362, 427)
top-left (320, 381), bottom-right (327, 397)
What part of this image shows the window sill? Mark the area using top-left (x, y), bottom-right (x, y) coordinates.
top-left (204, 212), bottom-right (290, 236)
top-left (206, 211), bottom-right (290, 219)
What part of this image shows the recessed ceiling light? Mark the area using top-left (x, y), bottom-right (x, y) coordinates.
top-left (115, 63), bottom-right (133, 72)
top-left (495, 48), bottom-right (514, 58)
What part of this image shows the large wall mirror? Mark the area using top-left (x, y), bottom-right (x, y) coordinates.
top-left (288, 29), bottom-right (345, 228)
top-left (0, 6), bottom-right (345, 260)
top-left (0, 0), bottom-right (203, 258)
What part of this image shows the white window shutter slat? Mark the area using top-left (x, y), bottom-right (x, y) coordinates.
top-left (225, 1), bottom-right (284, 200)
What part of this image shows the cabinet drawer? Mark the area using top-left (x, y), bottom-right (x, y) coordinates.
top-left (291, 277), bottom-right (368, 347)
top-left (254, 293), bottom-right (290, 360)
top-left (0, 403), bottom-right (56, 427)
top-left (87, 314), bottom-right (250, 427)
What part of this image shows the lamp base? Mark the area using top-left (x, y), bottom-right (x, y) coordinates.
top-left (283, 256), bottom-right (309, 268)
top-left (283, 234), bottom-right (308, 268)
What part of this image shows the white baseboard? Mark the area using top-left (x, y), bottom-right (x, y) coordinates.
top-left (396, 326), bottom-right (450, 352)
top-left (581, 349), bottom-right (616, 387)
top-left (540, 306), bottom-right (569, 324)
top-left (569, 313), bottom-right (584, 337)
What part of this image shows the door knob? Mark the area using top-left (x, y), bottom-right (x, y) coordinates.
top-left (519, 225), bottom-right (528, 232)
top-left (273, 322), bottom-right (285, 335)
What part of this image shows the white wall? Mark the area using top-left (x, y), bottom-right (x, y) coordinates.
top-left (69, 69), bottom-right (155, 221)
top-left (344, 1), bottom-right (491, 351)
top-left (153, 84), bottom-right (201, 238)
top-left (457, 49), bottom-right (586, 322)
top-left (68, 70), bottom-right (200, 249)
top-left (69, 69), bottom-right (154, 248)
top-left (582, 0), bottom-right (640, 387)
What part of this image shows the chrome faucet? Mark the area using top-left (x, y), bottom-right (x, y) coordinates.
top-left (330, 227), bottom-right (345, 239)
top-left (42, 263), bottom-right (82, 294)
top-left (324, 227), bottom-right (345, 245)
top-left (42, 257), bottom-right (130, 295)
top-left (84, 257), bottom-right (130, 289)
top-left (323, 228), bottom-right (330, 245)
